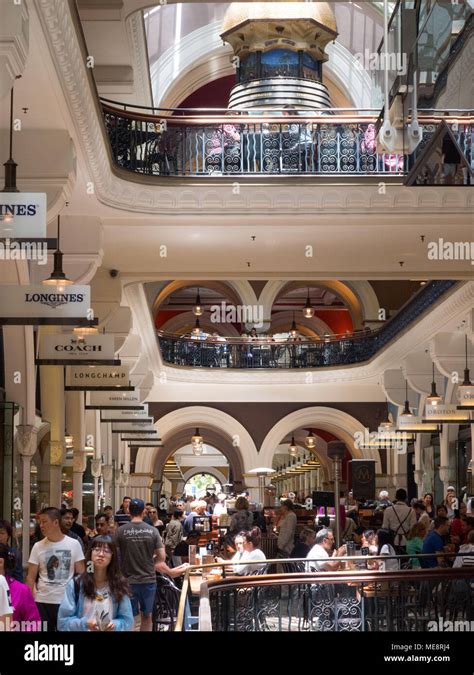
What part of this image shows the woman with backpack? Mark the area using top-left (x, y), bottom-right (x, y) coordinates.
top-left (58, 536), bottom-right (133, 631)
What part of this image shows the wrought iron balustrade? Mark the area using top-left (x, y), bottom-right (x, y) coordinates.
top-left (101, 100), bottom-right (471, 178)
top-left (176, 558), bottom-right (474, 633)
top-left (157, 281), bottom-right (458, 369)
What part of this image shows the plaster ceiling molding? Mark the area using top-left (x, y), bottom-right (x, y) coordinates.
top-left (125, 10), bottom-right (153, 106)
top-left (0, 0), bottom-right (29, 100)
top-left (402, 350), bottom-right (446, 398)
top-left (129, 352), bottom-right (150, 386)
top-left (325, 41), bottom-right (373, 110)
top-left (137, 370), bottom-right (154, 401)
top-left (382, 369), bottom-right (419, 408)
top-left (116, 331), bottom-right (142, 370)
top-left (258, 406), bottom-right (382, 473)
top-left (430, 331), bottom-right (474, 380)
top-left (151, 280), bottom-right (243, 317)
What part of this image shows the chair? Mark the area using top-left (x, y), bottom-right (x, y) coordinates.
top-left (153, 574), bottom-right (181, 631)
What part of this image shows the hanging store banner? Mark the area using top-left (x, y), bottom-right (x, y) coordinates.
top-left (0, 193), bottom-right (47, 239)
top-left (0, 285), bottom-right (92, 325)
top-left (36, 334), bottom-right (119, 365)
top-left (397, 415), bottom-right (440, 433)
top-left (121, 435), bottom-right (160, 442)
top-left (127, 441), bottom-right (163, 448)
top-left (423, 404), bottom-right (470, 423)
top-left (457, 386), bottom-right (474, 410)
top-left (65, 365), bottom-right (132, 391)
top-left (86, 390), bottom-right (143, 410)
top-left (112, 421), bottom-right (156, 434)
top-left (100, 405), bottom-right (149, 422)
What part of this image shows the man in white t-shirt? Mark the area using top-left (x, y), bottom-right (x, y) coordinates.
top-left (26, 507), bottom-right (85, 632)
top-left (0, 574), bottom-right (14, 628)
top-left (306, 528), bottom-right (346, 571)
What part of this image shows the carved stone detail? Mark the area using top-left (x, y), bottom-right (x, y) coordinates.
top-left (15, 425), bottom-right (38, 457)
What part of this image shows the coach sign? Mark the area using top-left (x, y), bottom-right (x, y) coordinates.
top-left (0, 285), bottom-right (92, 325)
top-left (37, 334), bottom-right (119, 365)
top-left (0, 193), bottom-right (47, 238)
top-left (65, 365), bottom-right (132, 391)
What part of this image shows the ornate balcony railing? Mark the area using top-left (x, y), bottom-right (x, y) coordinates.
top-left (175, 558), bottom-right (474, 633)
top-left (101, 99), bottom-right (472, 178)
top-left (157, 280), bottom-right (458, 369)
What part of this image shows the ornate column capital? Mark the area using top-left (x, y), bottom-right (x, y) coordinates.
top-left (439, 465), bottom-right (456, 486)
top-left (102, 464), bottom-right (113, 482)
top-left (15, 425), bottom-right (38, 457)
top-left (91, 459), bottom-right (102, 478)
top-left (49, 440), bottom-right (65, 466)
top-left (73, 451), bottom-right (87, 474)
top-left (128, 473), bottom-right (154, 490)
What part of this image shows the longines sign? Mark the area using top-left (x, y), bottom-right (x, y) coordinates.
top-left (65, 365), bottom-right (132, 391)
top-left (0, 285), bottom-right (91, 325)
top-left (0, 193), bottom-right (47, 238)
top-left (36, 334), bottom-right (119, 365)
top-left (86, 390), bottom-right (144, 410)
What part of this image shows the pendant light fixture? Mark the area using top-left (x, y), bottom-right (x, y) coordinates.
top-left (191, 427), bottom-right (203, 455)
top-left (192, 317), bottom-right (201, 335)
top-left (2, 83), bottom-right (19, 194)
top-left (288, 435), bottom-right (298, 457)
top-left (461, 334), bottom-right (472, 386)
top-left (379, 398), bottom-right (394, 430)
top-left (73, 320), bottom-right (99, 336)
top-left (305, 429), bottom-right (316, 449)
top-left (426, 362), bottom-right (442, 406)
top-left (303, 288), bottom-right (314, 318)
top-left (401, 380), bottom-right (414, 417)
top-left (290, 312), bottom-right (298, 338)
top-left (64, 431), bottom-right (74, 448)
top-left (193, 288), bottom-right (203, 316)
top-left (42, 215), bottom-right (73, 288)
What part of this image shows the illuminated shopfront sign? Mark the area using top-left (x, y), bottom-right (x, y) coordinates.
top-left (65, 365), bottom-right (132, 391)
top-left (37, 334), bottom-right (118, 365)
top-left (0, 193), bottom-right (47, 238)
top-left (0, 285), bottom-right (92, 325)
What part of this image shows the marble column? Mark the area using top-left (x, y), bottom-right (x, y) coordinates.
top-left (15, 425), bottom-right (38, 567)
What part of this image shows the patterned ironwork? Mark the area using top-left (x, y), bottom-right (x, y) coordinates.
top-left (207, 568), bottom-right (474, 632)
top-left (157, 281), bottom-right (458, 369)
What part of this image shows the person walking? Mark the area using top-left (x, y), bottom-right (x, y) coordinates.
top-left (116, 498), bottom-right (165, 632)
top-left (276, 499), bottom-right (297, 557)
top-left (26, 507), bottom-right (85, 631)
top-left (0, 544), bottom-right (41, 630)
top-left (58, 536), bottom-right (133, 631)
top-left (382, 488), bottom-right (416, 552)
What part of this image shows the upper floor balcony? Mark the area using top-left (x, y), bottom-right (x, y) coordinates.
top-left (101, 101), bottom-right (472, 181)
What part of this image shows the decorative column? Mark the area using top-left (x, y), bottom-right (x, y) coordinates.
top-left (128, 473), bottom-right (154, 502)
top-left (102, 464), bottom-right (113, 507)
top-left (439, 426), bottom-right (456, 493)
top-left (39, 349), bottom-right (65, 506)
top-left (15, 425), bottom-right (38, 567)
top-left (91, 459), bottom-right (102, 514)
top-left (66, 391), bottom-right (85, 518)
top-left (48, 441), bottom-right (64, 508)
top-left (327, 441), bottom-right (346, 548)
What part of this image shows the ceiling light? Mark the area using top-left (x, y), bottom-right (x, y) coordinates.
top-left (290, 312), bottom-right (298, 338)
top-left (426, 363), bottom-right (442, 406)
top-left (305, 430), bottom-right (316, 449)
top-left (192, 317), bottom-right (201, 335)
top-left (401, 380), bottom-right (414, 417)
top-left (42, 215), bottom-right (74, 287)
top-left (64, 431), bottom-right (74, 448)
top-left (73, 320), bottom-right (99, 336)
top-left (380, 398), bottom-right (394, 430)
top-left (193, 289), bottom-right (203, 316)
top-left (461, 334), bottom-right (472, 386)
top-left (303, 288), bottom-right (314, 318)
top-left (288, 435), bottom-right (298, 457)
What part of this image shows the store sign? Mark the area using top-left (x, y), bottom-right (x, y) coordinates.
top-left (0, 193), bottom-right (47, 238)
top-left (121, 435), bottom-right (160, 442)
top-left (0, 285), bottom-right (91, 325)
top-left (37, 334), bottom-right (118, 365)
top-left (86, 390), bottom-right (143, 409)
top-left (100, 405), bottom-right (149, 422)
top-left (424, 404), bottom-right (470, 422)
top-left (65, 365), bottom-right (131, 390)
top-left (458, 386), bottom-right (474, 408)
top-left (398, 416), bottom-right (439, 433)
top-left (111, 421), bottom-right (156, 434)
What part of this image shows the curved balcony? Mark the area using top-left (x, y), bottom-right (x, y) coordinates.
top-left (100, 99), bottom-right (471, 179)
top-left (157, 280), bottom-right (457, 369)
top-left (175, 557), bottom-right (474, 632)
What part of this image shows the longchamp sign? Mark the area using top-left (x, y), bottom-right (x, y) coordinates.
top-left (0, 193), bottom-right (47, 238)
top-left (65, 365), bottom-right (132, 391)
top-left (0, 285), bottom-right (92, 325)
top-left (37, 334), bottom-right (119, 365)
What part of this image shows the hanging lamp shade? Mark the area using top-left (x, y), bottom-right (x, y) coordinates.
top-left (426, 363), bottom-right (442, 406)
top-left (193, 289), bottom-right (203, 316)
top-left (288, 436), bottom-right (298, 457)
top-left (43, 215), bottom-right (73, 287)
top-left (305, 430), bottom-right (316, 448)
top-left (303, 288), bottom-right (314, 318)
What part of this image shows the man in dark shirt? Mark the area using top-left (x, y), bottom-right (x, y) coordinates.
top-left (60, 508), bottom-right (84, 552)
top-left (421, 516), bottom-right (450, 568)
top-left (116, 498), bottom-right (164, 631)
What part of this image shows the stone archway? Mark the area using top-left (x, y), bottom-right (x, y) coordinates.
top-left (181, 467), bottom-right (227, 488)
top-left (135, 406), bottom-right (259, 487)
top-left (259, 406), bottom-right (382, 472)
